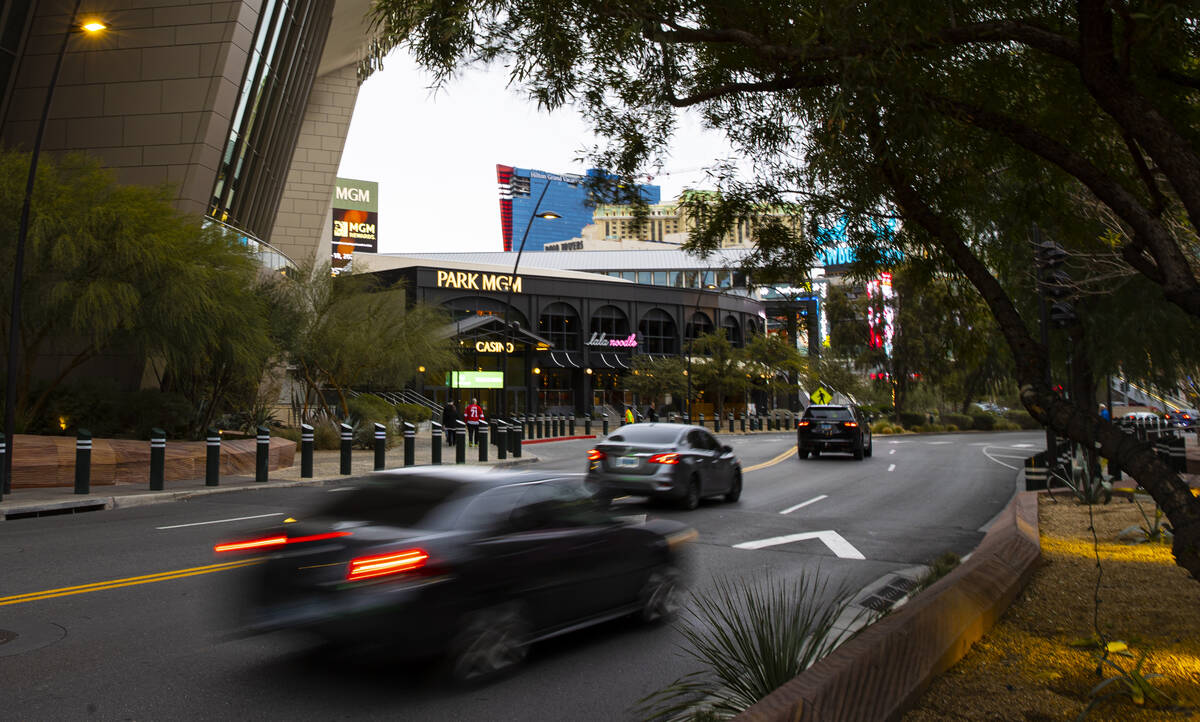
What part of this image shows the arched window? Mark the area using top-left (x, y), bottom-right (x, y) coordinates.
top-left (746, 317), bottom-right (761, 338)
top-left (685, 311), bottom-right (713, 341)
top-left (723, 315), bottom-right (742, 347)
top-left (538, 302), bottom-right (580, 350)
top-left (443, 296), bottom-right (527, 329)
top-left (590, 305), bottom-right (630, 339)
top-left (638, 309), bottom-right (678, 354)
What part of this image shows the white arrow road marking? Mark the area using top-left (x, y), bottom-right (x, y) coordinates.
top-left (734, 531), bottom-right (865, 560)
top-left (889, 449), bottom-right (896, 455)
top-left (1011, 443), bottom-right (1034, 448)
top-left (888, 464), bottom-right (896, 472)
top-left (780, 495), bottom-right (827, 515)
top-left (157, 513), bottom-right (284, 530)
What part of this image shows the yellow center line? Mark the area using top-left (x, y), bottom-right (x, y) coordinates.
top-left (744, 445), bottom-right (797, 473)
top-left (0, 558), bottom-right (264, 607)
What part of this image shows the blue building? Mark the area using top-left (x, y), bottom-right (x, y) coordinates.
top-left (496, 166), bottom-right (661, 251)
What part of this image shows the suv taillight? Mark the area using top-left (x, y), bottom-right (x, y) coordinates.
top-left (347, 549), bottom-right (429, 582)
top-left (843, 421), bottom-right (858, 428)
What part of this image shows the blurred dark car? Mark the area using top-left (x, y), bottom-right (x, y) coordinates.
top-left (1165, 409), bottom-right (1198, 428)
top-left (584, 423), bottom-right (742, 510)
top-left (215, 469), bottom-right (696, 683)
top-left (796, 404), bottom-right (873, 460)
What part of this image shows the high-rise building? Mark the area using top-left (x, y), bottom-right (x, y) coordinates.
top-left (495, 165), bottom-right (660, 252)
top-left (0, 0), bottom-right (374, 266)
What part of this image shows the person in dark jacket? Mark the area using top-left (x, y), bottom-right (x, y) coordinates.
top-left (442, 401), bottom-right (460, 446)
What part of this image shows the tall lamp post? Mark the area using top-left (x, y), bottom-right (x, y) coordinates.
top-left (3, 9), bottom-right (107, 499)
top-left (499, 181), bottom-right (558, 420)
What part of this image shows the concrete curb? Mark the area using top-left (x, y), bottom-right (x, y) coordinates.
top-left (736, 491), bottom-right (1041, 722)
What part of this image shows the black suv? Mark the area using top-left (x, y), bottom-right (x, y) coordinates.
top-left (796, 404), bottom-right (873, 460)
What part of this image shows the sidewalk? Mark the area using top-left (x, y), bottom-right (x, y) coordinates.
top-left (0, 440), bottom-right (543, 521)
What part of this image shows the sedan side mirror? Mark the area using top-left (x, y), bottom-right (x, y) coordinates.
top-left (721, 444), bottom-right (733, 454)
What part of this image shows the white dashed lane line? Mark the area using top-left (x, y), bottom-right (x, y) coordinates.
top-left (156, 513), bottom-right (284, 530)
top-left (889, 449), bottom-right (896, 455)
top-left (779, 495), bottom-right (828, 515)
top-left (888, 464), bottom-right (896, 472)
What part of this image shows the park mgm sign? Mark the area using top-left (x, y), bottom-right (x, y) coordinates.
top-left (331, 177), bottom-right (379, 275)
top-left (436, 270), bottom-right (523, 293)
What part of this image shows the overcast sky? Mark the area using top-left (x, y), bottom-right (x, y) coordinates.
top-left (336, 53), bottom-right (735, 255)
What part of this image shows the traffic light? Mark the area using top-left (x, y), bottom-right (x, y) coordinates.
top-left (1034, 240), bottom-right (1077, 328)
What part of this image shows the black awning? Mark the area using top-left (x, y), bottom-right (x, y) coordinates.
top-left (543, 351), bottom-right (583, 368)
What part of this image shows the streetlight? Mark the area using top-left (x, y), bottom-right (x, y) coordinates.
top-left (3, 7), bottom-right (107, 499)
top-left (499, 181), bottom-right (558, 420)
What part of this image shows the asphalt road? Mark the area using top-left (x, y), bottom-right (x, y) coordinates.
top-left (0, 430), bottom-right (1041, 721)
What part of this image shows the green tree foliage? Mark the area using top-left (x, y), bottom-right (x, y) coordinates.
top-left (363, 0), bottom-right (1200, 578)
top-left (0, 150), bottom-right (273, 435)
top-left (626, 354), bottom-right (687, 412)
top-left (689, 330), bottom-right (746, 416)
top-left (262, 261), bottom-right (459, 421)
top-left (743, 332), bottom-right (808, 410)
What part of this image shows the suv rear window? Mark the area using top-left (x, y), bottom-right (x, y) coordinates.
top-left (314, 477), bottom-right (470, 529)
top-left (607, 426), bottom-right (683, 444)
top-left (804, 406), bottom-right (854, 421)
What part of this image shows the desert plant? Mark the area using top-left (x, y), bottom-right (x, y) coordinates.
top-left (1077, 643), bottom-right (1173, 719)
top-left (914, 552), bottom-right (961, 594)
top-left (1130, 494), bottom-right (1172, 543)
top-left (394, 402), bottom-right (433, 423)
top-left (637, 574), bottom-right (867, 721)
top-left (898, 411), bottom-right (927, 429)
top-left (940, 413), bottom-right (973, 430)
top-left (1003, 409), bottom-right (1041, 430)
top-left (274, 427), bottom-right (302, 443)
top-left (312, 420), bottom-right (341, 450)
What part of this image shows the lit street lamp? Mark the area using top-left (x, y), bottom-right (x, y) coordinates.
top-left (499, 181), bottom-right (558, 420)
top-left (3, 8), bottom-right (107, 499)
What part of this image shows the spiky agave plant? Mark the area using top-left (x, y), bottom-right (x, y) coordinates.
top-left (637, 573), bottom-right (868, 721)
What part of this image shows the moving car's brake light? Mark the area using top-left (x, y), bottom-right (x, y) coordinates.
top-left (214, 531), bottom-right (351, 553)
top-left (797, 420), bottom-right (810, 427)
top-left (843, 421), bottom-right (858, 428)
top-left (347, 549), bottom-right (429, 582)
top-left (648, 453), bottom-right (680, 465)
top-left (587, 449), bottom-right (606, 461)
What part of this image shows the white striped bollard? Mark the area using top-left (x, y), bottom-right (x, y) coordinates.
top-left (205, 428), bottom-right (220, 486)
top-left (300, 423), bottom-right (314, 478)
top-left (150, 428), bottom-right (166, 491)
top-left (75, 429), bottom-right (92, 495)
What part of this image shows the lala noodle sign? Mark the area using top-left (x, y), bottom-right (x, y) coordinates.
top-left (586, 332), bottom-right (638, 348)
top-left (436, 270), bottom-right (522, 293)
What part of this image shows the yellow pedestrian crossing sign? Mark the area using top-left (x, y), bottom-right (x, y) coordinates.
top-left (810, 387), bottom-right (832, 404)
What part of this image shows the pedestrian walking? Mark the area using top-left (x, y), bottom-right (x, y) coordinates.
top-left (442, 401), bottom-right (460, 446)
top-left (465, 398), bottom-right (484, 446)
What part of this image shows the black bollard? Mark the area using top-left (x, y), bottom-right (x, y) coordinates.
top-left (740, 413), bottom-right (746, 433)
top-left (205, 428), bottom-right (220, 486)
top-left (0, 432), bottom-right (6, 497)
top-left (339, 423), bottom-right (352, 475)
top-left (496, 422), bottom-right (507, 460)
top-left (300, 423), bottom-right (314, 478)
top-left (585, 414), bottom-right (591, 435)
top-left (377, 422), bottom-right (390, 470)
top-left (526, 415), bottom-right (533, 438)
top-left (602, 413), bottom-right (609, 435)
top-left (149, 428), bottom-right (166, 491)
top-left (728, 412), bottom-right (734, 432)
top-left (478, 423), bottom-right (489, 462)
top-left (699, 412), bottom-right (705, 429)
top-left (430, 421), bottom-right (442, 465)
top-left (569, 415), bottom-right (576, 436)
top-left (255, 425), bottom-right (270, 482)
top-left (75, 429), bottom-right (93, 495)
top-left (715, 413), bottom-right (721, 432)
top-left (513, 420), bottom-right (523, 458)
top-left (536, 414), bottom-right (544, 439)
top-left (455, 422), bottom-right (467, 464)
top-left (402, 422), bottom-right (414, 467)
top-left (509, 418), bottom-right (520, 456)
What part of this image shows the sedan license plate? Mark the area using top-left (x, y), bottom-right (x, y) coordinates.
top-left (616, 456), bottom-right (639, 468)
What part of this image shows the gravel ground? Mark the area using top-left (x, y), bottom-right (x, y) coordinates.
top-left (904, 489), bottom-right (1200, 721)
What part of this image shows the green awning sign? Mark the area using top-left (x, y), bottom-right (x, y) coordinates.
top-left (810, 387), bottom-right (832, 404)
top-left (447, 371), bottom-right (504, 389)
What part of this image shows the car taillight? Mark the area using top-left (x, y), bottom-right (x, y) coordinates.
top-left (214, 531), bottom-right (351, 553)
top-left (844, 421), bottom-right (858, 428)
top-left (347, 549), bottom-right (429, 582)
top-left (797, 420), bottom-right (810, 427)
top-left (587, 449), bottom-right (606, 461)
top-left (648, 453), bottom-right (680, 465)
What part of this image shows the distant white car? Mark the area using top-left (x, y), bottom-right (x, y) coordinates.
top-left (973, 402), bottom-right (1007, 414)
top-left (1122, 411), bottom-right (1159, 422)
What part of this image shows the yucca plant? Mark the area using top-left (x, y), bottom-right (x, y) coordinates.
top-left (1077, 643), bottom-right (1173, 720)
top-left (637, 574), bottom-right (868, 721)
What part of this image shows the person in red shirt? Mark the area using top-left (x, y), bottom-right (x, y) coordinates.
top-left (464, 398), bottom-right (485, 446)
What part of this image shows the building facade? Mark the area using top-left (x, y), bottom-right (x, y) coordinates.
top-left (0, 0), bottom-right (372, 266)
top-left (496, 164), bottom-right (661, 252)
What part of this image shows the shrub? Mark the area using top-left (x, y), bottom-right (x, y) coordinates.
top-left (940, 413), bottom-right (974, 430)
top-left (870, 420), bottom-right (894, 434)
top-left (312, 420), bottom-right (341, 450)
top-left (347, 394), bottom-right (395, 424)
top-left (993, 418), bottom-right (1021, 431)
top-left (274, 427), bottom-right (302, 443)
top-left (353, 419), bottom-right (395, 449)
top-left (1004, 409), bottom-right (1041, 429)
top-left (970, 412), bottom-right (996, 431)
top-left (394, 402), bottom-right (433, 423)
top-left (898, 411), bottom-right (927, 429)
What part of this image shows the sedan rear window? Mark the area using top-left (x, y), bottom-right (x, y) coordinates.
top-left (804, 407), bottom-right (854, 421)
top-left (314, 477), bottom-right (470, 529)
top-left (607, 426), bottom-right (683, 444)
